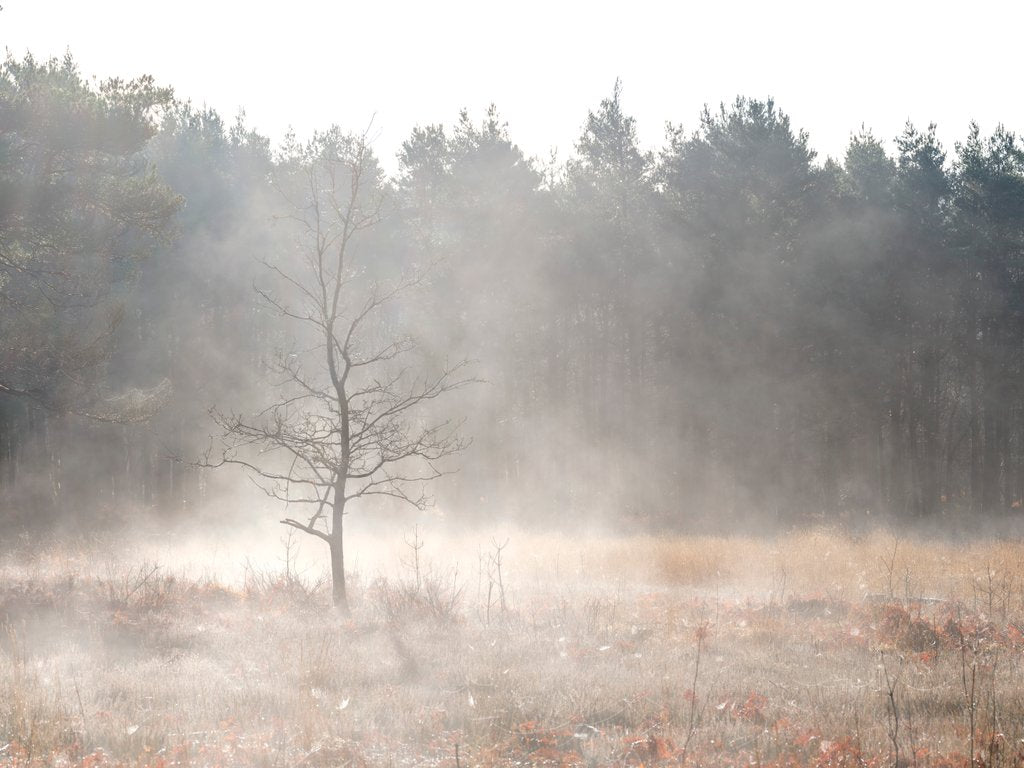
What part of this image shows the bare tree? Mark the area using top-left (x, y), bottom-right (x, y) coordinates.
top-left (206, 129), bottom-right (474, 613)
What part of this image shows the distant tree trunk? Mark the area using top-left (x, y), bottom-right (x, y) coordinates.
top-left (1014, 405), bottom-right (1024, 508)
top-left (982, 407), bottom-right (999, 512)
top-left (998, 397), bottom-right (1012, 509)
top-left (821, 420), bottom-right (838, 514)
top-left (981, 329), bottom-right (1000, 513)
top-left (889, 394), bottom-right (906, 513)
top-left (995, 378), bottom-right (1011, 512)
top-left (877, 418), bottom-right (887, 509)
top-left (907, 396), bottom-right (921, 515)
top-left (919, 350), bottom-right (941, 516)
top-left (970, 359), bottom-right (983, 513)
top-left (980, 321), bottom-right (1002, 513)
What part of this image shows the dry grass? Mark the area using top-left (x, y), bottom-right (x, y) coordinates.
top-left (2, 527), bottom-right (1024, 767)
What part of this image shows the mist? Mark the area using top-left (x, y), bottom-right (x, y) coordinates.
top-left (4, 42), bottom-right (1024, 768)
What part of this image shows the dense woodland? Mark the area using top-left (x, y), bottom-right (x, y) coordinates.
top-left (3, 54), bottom-right (1024, 534)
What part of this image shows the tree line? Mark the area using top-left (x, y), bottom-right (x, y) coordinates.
top-left (3, 57), bottom-right (1024, 534)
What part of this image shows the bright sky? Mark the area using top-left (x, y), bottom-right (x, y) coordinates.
top-left (3, 0), bottom-right (1022, 173)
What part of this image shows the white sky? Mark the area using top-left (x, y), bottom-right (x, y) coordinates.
top-left (3, 0), bottom-right (1022, 173)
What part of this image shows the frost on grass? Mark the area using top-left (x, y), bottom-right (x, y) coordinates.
top-left (0, 530), bottom-right (1022, 767)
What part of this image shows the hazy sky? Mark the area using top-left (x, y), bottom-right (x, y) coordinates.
top-left (3, 0), bottom-right (1022, 172)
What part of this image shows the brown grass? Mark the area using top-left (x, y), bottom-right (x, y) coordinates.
top-left (1, 528), bottom-right (1024, 767)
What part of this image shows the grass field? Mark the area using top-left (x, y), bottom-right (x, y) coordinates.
top-left (2, 526), bottom-right (1024, 767)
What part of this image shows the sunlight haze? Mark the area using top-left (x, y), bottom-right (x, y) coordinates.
top-left (8, 0), bottom-right (1024, 763)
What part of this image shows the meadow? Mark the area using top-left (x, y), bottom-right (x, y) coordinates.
top-left (2, 527), bottom-right (1024, 768)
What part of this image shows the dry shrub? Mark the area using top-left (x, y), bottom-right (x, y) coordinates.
top-left (101, 561), bottom-right (177, 612)
top-left (368, 569), bottom-right (463, 625)
top-left (875, 603), bottom-right (941, 651)
top-left (241, 559), bottom-right (328, 607)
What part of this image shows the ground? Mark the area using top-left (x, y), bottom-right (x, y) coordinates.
top-left (1, 527), bottom-right (1023, 767)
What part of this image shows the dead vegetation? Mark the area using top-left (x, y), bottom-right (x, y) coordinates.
top-left (2, 528), bottom-right (1024, 767)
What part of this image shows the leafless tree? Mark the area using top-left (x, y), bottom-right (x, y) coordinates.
top-left (205, 129), bottom-right (474, 613)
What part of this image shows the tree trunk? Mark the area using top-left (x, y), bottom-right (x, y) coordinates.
top-left (330, 537), bottom-right (348, 613)
top-left (330, 500), bottom-right (349, 614)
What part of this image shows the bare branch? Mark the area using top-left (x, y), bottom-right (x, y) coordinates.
top-left (281, 518), bottom-right (331, 543)
top-left (208, 128), bottom-right (475, 613)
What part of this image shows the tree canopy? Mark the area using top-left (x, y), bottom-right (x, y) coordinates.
top-left (6, 64), bottom-right (1024, 534)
